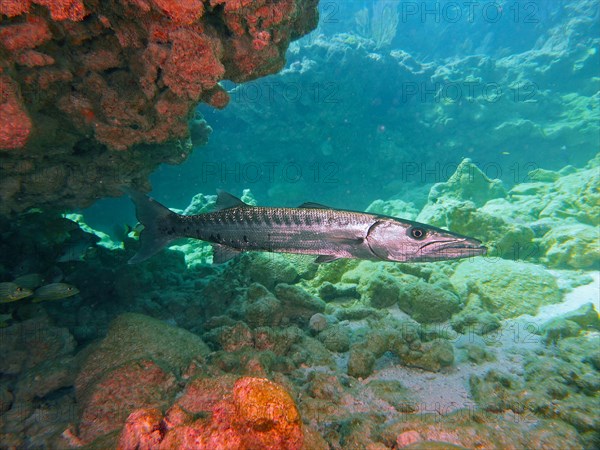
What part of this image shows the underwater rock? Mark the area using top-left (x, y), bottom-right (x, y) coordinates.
top-left (397, 281), bottom-right (461, 323)
top-left (117, 408), bottom-right (164, 450)
top-left (305, 372), bottom-right (345, 402)
top-left (274, 283), bottom-right (326, 324)
top-left (308, 313), bottom-right (329, 332)
top-left (318, 281), bottom-right (359, 301)
top-left (205, 321), bottom-right (254, 352)
top-left (232, 377), bottom-right (303, 448)
top-left (243, 283), bottom-right (283, 328)
top-left (467, 334), bottom-right (600, 442)
top-left (427, 158), bottom-right (507, 207)
top-left (75, 313), bottom-right (209, 444)
top-left (244, 254), bottom-right (300, 290)
top-left (317, 324), bottom-right (351, 353)
top-left (451, 259), bottom-right (562, 319)
top-left (333, 305), bottom-right (387, 321)
top-left (539, 223), bottom-right (600, 270)
top-left (462, 343), bottom-right (496, 364)
top-left (366, 380), bottom-right (416, 413)
top-left (541, 318), bottom-right (582, 345)
top-left (402, 339), bottom-right (454, 372)
top-left (13, 355), bottom-right (77, 402)
top-left (0, 0), bottom-right (318, 214)
top-left (347, 318), bottom-right (454, 378)
top-left (0, 383), bottom-right (12, 413)
top-left (78, 358), bottom-right (177, 445)
top-left (358, 270), bottom-right (401, 309)
top-left (0, 316), bottom-right (75, 375)
top-left (380, 409), bottom-right (584, 450)
top-left (119, 376), bottom-right (304, 450)
top-left (469, 369), bottom-right (526, 413)
top-left (450, 294), bottom-right (501, 335)
top-left (561, 302), bottom-right (600, 330)
top-left (348, 347), bottom-right (377, 379)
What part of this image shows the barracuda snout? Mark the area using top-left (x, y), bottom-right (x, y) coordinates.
top-left (366, 219), bottom-right (486, 262)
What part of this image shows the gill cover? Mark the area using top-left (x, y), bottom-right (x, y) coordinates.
top-left (366, 220), bottom-right (416, 262)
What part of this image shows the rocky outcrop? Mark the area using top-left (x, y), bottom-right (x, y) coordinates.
top-left (0, 0), bottom-right (318, 215)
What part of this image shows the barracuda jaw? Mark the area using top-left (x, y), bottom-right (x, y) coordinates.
top-left (417, 239), bottom-right (487, 261)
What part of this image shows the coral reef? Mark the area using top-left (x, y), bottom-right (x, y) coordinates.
top-left (74, 313), bottom-right (209, 444)
top-left (0, 0), bottom-right (318, 215)
top-left (118, 376), bottom-right (304, 450)
top-left (451, 259), bottom-right (562, 319)
top-left (0, 156), bottom-right (597, 448)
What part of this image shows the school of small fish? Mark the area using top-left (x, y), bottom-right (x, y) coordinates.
top-left (0, 277), bottom-right (79, 304)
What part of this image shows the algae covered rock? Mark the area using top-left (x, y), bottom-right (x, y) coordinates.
top-left (403, 338), bottom-right (454, 372)
top-left (366, 379), bottom-right (416, 413)
top-left (308, 313), bottom-right (329, 332)
top-left (348, 347), bottom-right (377, 379)
top-left (539, 223), bottom-right (600, 270)
top-left (562, 302), bottom-right (600, 330)
top-left (451, 259), bottom-right (561, 318)
top-left (358, 270), bottom-right (401, 309)
top-left (469, 369), bottom-right (525, 412)
top-left (427, 158), bottom-right (506, 207)
top-left (541, 318), bottom-right (582, 344)
top-left (243, 253), bottom-right (300, 289)
top-left (75, 313), bottom-right (209, 445)
top-left (318, 281), bottom-right (359, 301)
top-left (397, 281), bottom-right (461, 323)
top-left (450, 294), bottom-right (501, 335)
top-left (317, 324), bottom-right (351, 353)
top-left (243, 283), bottom-right (283, 328)
top-left (274, 283), bottom-right (326, 323)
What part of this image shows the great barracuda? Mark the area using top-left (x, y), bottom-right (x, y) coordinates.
top-left (125, 190), bottom-right (486, 264)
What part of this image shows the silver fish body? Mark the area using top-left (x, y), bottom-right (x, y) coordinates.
top-left (126, 190), bottom-right (486, 264)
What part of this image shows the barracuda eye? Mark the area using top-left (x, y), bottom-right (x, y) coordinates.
top-left (409, 227), bottom-right (426, 240)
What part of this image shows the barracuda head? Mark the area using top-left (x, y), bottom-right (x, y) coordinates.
top-left (366, 219), bottom-right (487, 262)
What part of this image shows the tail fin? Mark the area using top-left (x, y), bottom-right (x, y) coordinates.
top-left (124, 189), bottom-right (178, 264)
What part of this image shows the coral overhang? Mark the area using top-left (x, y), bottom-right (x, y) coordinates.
top-left (0, 0), bottom-right (318, 214)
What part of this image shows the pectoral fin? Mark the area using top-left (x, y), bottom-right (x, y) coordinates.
top-left (314, 255), bottom-right (340, 263)
top-left (212, 244), bottom-right (241, 264)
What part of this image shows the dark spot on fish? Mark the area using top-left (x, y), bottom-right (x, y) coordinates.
top-left (273, 215), bottom-right (282, 225)
top-left (243, 235), bottom-right (248, 243)
top-left (283, 215), bottom-right (292, 226)
top-left (216, 233), bottom-right (221, 241)
top-left (293, 215), bottom-right (301, 225)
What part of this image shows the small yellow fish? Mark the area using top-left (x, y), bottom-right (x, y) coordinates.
top-left (0, 282), bottom-right (34, 303)
top-left (13, 273), bottom-right (44, 290)
top-left (33, 283), bottom-right (79, 303)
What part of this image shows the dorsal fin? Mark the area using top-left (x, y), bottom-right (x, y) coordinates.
top-left (298, 202), bottom-right (333, 209)
top-left (215, 190), bottom-right (247, 210)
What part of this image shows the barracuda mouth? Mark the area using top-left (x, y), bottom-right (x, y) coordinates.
top-left (417, 239), bottom-right (487, 260)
